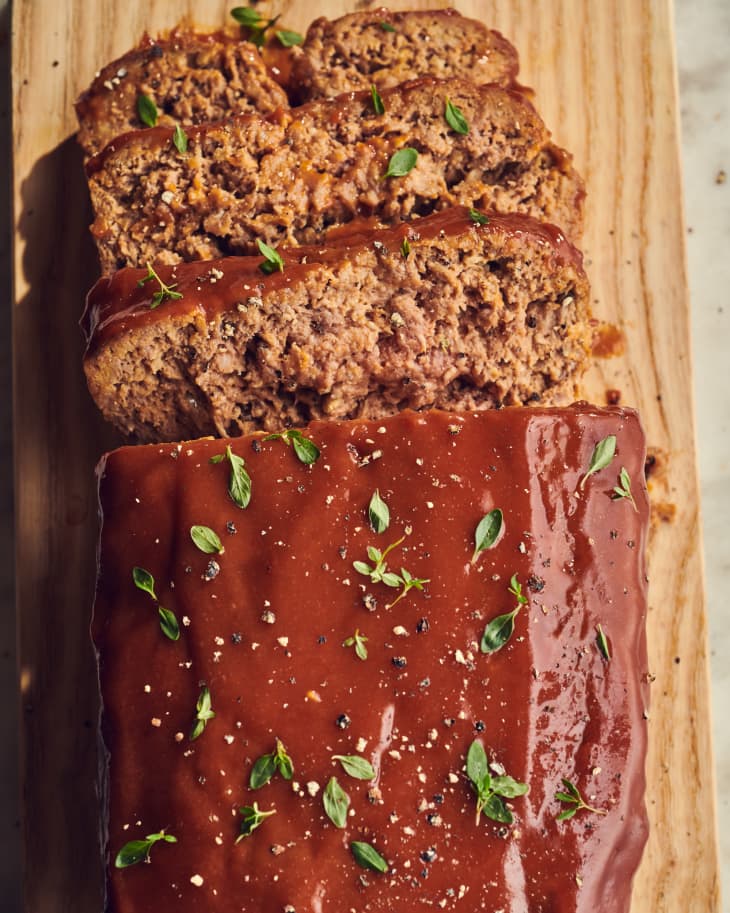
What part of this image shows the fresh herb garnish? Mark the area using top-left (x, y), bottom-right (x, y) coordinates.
top-left (379, 21), bottom-right (396, 33)
top-left (466, 739), bottom-right (528, 825)
top-left (400, 237), bottom-right (411, 258)
top-left (275, 29), bottom-right (303, 47)
top-left (172, 124), bottom-right (188, 154)
top-left (579, 434), bottom-right (617, 489)
top-left (137, 262), bottom-right (183, 308)
top-left (445, 98), bottom-right (469, 134)
top-left (352, 538), bottom-right (429, 608)
top-left (115, 830), bottom-right (176, 868)
top-left (136, 93), bottom-right (158, 127)
top-left (471, 508), bottom-right (503, 564)
top-left (323, 776), bottom-right (350, 828)
top-left (263, 429), bottom-right (320, 465)
top-left (350, 840), bottom-right (388, 873)
top-left (370, 84), bottom-right (385, 115)
top-left (343, 629), bottom-right (368, 660)
top-left (612, 466), bottom-right (638, 510)
top-left (555, 777), bottom-right (606, 820)
top-left (230, 7), bottom-right (281, 47)
top-left (480, 573), bottom-right (527, 654)
top-left (236, 802), bottom-right (276, 842)
top-left (256, 238), bottom-right (284, 274)
top-left (210, 445), bottom-right (252, 508)
top-left (190, 524), bottom-right (224, 554)
top-left (469, 208), bottom-right (489, 225)
top-left (132, 567), bottom-right (180, 641)
top-left (368, 489), bottom-right (390, 533)
top-left (333, 754), bottom-right (375, 780)
top-left (596, 624), bottom-right (611, 661)
top-left (189, 685), bottom-right (215, 740)
top-left (384, 148), bottom-right (418, 178)
top-left (250, 738), bottom-right (294, 789)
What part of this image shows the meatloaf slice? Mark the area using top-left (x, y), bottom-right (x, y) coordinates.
top-left (81, 207), bottom-right (591, 443)
top-left (291, 7), bottom-right (520, 101)
top-left (87, 77), bottom-right (584, 273)
top-left (76, 30), bottom-right (289, 158)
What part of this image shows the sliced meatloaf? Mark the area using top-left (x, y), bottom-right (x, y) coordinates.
top-left (81, 207), bottom-right (591, 443)
top-left (76, 30), bottom-right (289, 158)
top-left (87, 77), bottom-right (585, 273)
top-left (291, 7), bottom-right (520, 101)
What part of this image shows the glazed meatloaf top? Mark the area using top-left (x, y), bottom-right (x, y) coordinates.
top-left (92, 404), bottom-right (649, 913)
top-left (76, 30), bottom-right (289, 158)
top-left (82, 207), bottom-right (591, 443)
top-left (291, 7), bottom-right (520, 101)
top-left (87, 77), bottom-right (584, 273)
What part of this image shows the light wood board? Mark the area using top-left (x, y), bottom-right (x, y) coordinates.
top-left (11, 1), bottom-right (720, 910)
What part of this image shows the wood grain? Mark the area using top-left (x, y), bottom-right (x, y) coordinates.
top-left (12, 1), bottom-right (720, 911)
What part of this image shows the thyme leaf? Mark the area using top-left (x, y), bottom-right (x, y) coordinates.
top-left (264, 429), bottom-right (320, 464)
top-left (466, 739), bottom-right (528, 825)
top-left (350, 841), bottom-right (388, 872)
top-left (384, 148), bottom-right (418, 178)
top-left (210, 445), bottom-right (252, 508)
top-left (172, 124), bottom-right (188, 154)
top-left (136, 93), bottom-right (158, 127)
top-left (323, 776), bottom-right (350, 828)
top-left (190, 524), bottom-right (224, 554)
top-left (275, 29), bottom-right (303, 47)
top-left (555, 777), bottom-right (606, 820)
top-left (115, 831), bottom-right (176, 868)
top-left (189, 684), bottom-right (215, 740)
top-left (444, 98), bottom-right (469, 134)
top-left (250, 738), bottom-right (294, 788)
top-left (611, 466), bottom-right (638, 510)
top-left (333, 754), bottom-right (375, 780)
top-left (371, 84), bottom-right (385, 115)
top-left (471, 508), bottom-right (503, 563)
top-left (579, 435), bottom-right (617, 489)
top-left (368, 489), bottom-right (390, 533)
top-left (469, 208), bottom-right (489, 225)
top-left (236, 802), bottom-right (276, 842)
top-left (343, 629), bottom-right (368, 661)
top-left (256, 238), bottom-right (284, 274)
top-left (595, 624), bottom-right (611, 661)
top-left (137, 262), bottom-right (183, 308)
top-left (480, 574), bottom-right (527, 654)
top-left (132, 567), bottom-right (179, 641)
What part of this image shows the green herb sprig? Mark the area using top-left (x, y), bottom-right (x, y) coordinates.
top-left (480, 573), bottom-right (527, 654)
top-left (445, 98), bottom-right (469, 134)
top-left (190, 685), bottom-right (215, 740)
top-left (323, 776), bottom-right (350, 828)
top-left (132, 566), bottom-right (180, 641)
top-left (555, 778), bottom-right (606, 820)
top-left (137, 263), bottom-right (183, 308)
top-left (371, 84), bottom-right (385, 115)
top-left (351, 840), bottom-right (388, 872)
top-left (115, 830), bottom-right (176, 868)
top-left (210, 445), bottom-right (252, 508)
top-left (384, 148), bottom-right (418, 178)
top-left (333, 754), bottom-right (375, 780)
top-left (136, 93), bottom-right (158, 127)
top-left (400, 237), bottom-right (411, 258)
top-left (469, 208), bottom-right (489, 226)
top-left (231, 7), bottom-right (298, 48)
top-left (256, 238), bottom-right (284, 275)
top-left (275, 29), bottom-right (303, 47)
top-left (471, 508), bottom-right (503, 564)
top-left (595, 624), bottom-right (611, 661)
top-left (611, 467), bottom-right (638, 510)
top-left (379, 21), bottom-right (396, 33)
top-left (352, 537), bottom-right (429, 609)
top-left (236, 802), bottom-right (276, 842)
top-left (250, 738), bottom-right (294, 789)
top-left (466, 740), bottom-right (528, 825)
top-left (368, 490), bottom-right (390, 533)
top-left (579, 435), bottom-right (617, 489)
top-left (263, 429), bottom-right (320, 464)
top-left (190, 525), bottom-right (224, 554)
top-left (343, 629), bottom-right (368, 661)
top-left (172, 124), bottom-right (188, 154)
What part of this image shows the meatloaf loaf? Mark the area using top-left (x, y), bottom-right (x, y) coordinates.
top-left (291, 7), bottom-right (520, 102)
top-left (82, 207), bottom-right (591, 443)
top-left (86, 77), bottom-right (585, 274)
top-left (93, 404), bottom-right (650, 913)
top-left (76, 30), bottom-right (289, 158)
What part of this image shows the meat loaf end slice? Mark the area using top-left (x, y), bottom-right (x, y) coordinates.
top-left (291, 7), bottom-right (520, 101)
top-left (87, 77), bottom-right (585, 273)
top-left (76, 30), bottom-right (289, 158)
top-left (82, 207), bottom-right (591, 443)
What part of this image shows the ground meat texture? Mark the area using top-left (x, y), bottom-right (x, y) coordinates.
top-left (82, 207), bottom-right (591, 443)
top-left (290, 8), bottom-right (520, 102)
top-left (75, 30), bottom-right (289, 158)
top-left (87, 77), bottom-right (584, 273)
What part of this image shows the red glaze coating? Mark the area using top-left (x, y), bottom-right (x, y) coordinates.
top-left (81, 207), bottom-right (583, 353)
top-left (93, 405), bottom-right (649, 913)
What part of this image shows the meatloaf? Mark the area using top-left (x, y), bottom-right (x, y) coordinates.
top-left (82, 207), bottom-right (591, 443)
top-left (92, 404), bottom-right (650, 913)
top-left (291, 7), bottom-right (520, 102)
top-left (76, 30), bottom-right (289, 158)
top-left (86, 77), bottom-right (585, 274)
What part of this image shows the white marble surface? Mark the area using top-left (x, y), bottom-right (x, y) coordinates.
top-left (676, 1), bottom-right (730, 907)
top-left (1, 2), bottom-right (728, 911)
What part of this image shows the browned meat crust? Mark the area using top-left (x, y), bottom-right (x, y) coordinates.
top-left (75, 29), bottom-right (289, 158)
top-left (82, 207), bottom-right (591, 443)
top-left (291, 7), bottom-right (520, 102)
top-left (87, 78), bottom-right (584, 274)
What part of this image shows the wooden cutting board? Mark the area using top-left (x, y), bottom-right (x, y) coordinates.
top-left (11, 1), bottom-right (720, 911)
